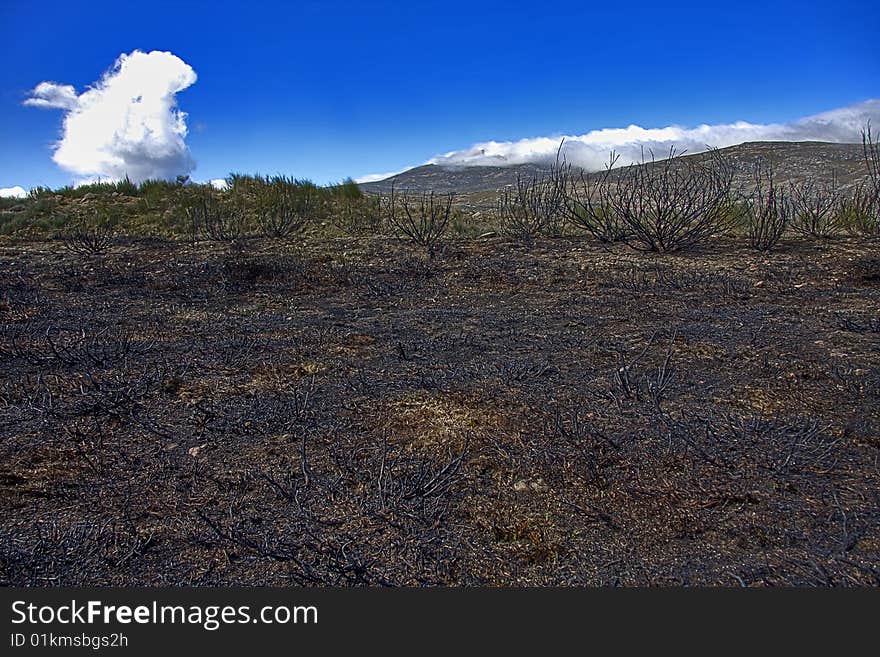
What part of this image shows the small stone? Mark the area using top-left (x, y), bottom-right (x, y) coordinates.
top-left (188, 443), bottom-right (208, 457)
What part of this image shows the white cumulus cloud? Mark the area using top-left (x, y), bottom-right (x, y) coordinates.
top-left (0, 186), bottom-right (28, 198)
top-left (359, 99), bottom-right (880, 181)
top-left (25, 50), bottom-right (198, 184)
top-left (23, 82), bottom-right (78, 110)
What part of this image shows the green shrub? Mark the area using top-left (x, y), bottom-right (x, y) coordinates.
top-left (332, 194), bottom-right (382, 234)
top-left (256, 176), bottom-right (319, 238)
top-left (836, 182), bottom-right (879, 236)
top-left (181, 186), bottom-right (246, 242)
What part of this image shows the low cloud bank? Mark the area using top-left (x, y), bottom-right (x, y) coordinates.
top-left (0, 186), bottom-right (28, 198)
top-left (359, 100), bottom-right (880, 182)
top-left (354, 169), bottom-right (409, 184)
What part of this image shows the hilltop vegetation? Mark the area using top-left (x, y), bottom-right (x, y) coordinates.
top-left (0, 175), bottom-right (374, 239)
top-left (2, 134), bottom-right (878, 254)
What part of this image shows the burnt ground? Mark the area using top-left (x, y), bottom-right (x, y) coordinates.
top-left (1, 235), bottom-right (878, 586)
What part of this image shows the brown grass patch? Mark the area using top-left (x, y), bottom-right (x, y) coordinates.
top-left (381, 392), bottom-right (504, 453)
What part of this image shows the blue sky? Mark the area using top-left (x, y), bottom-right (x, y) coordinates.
top-left (1, 0), bottom-right (878, 191)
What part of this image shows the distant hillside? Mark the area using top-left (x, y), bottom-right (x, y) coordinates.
top-left (360, 141), bottom-right (870, 196)
top-left (359, 162), bottom-right (552, 194)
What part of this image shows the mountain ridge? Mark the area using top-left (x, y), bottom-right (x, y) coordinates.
top-left (359, 141), bottom-right (870, 195)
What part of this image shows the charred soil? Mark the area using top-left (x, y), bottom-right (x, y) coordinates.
top-left (1, 235), bottom-right (878, 585)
